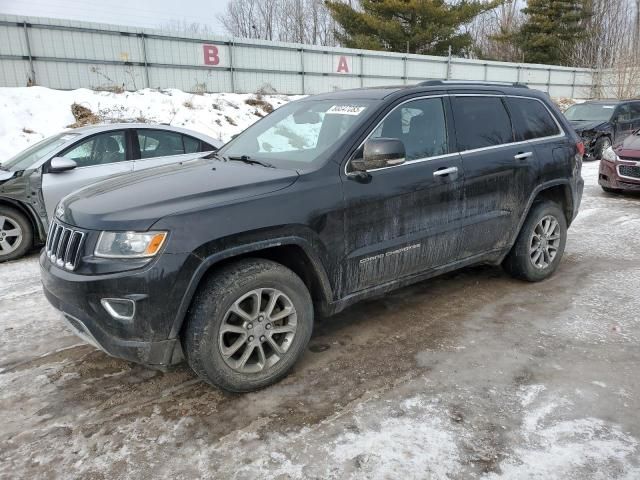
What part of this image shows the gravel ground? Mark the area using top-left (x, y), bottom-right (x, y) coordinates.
top-left (1, 161), bottom-right (639, 479)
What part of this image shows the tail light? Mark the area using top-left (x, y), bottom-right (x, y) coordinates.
top-left (576, 141), bottom-right (585, 157)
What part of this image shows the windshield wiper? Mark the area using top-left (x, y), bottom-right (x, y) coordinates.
top-left (227, 155), bottom-right (275, 168)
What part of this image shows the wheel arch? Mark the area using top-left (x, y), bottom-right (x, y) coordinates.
top-left (502, 181), bottom-right (573, 263)
top-left (0, 196), bottom-right (45, 244)
top-left (169, 237), bottom-right (334, 340)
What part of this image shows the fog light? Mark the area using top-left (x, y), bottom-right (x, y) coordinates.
top-left (101, 298), bottom-right (135, 321)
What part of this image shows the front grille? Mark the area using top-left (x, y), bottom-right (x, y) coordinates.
top-left (618, 165), bottom-right (640, 180)
top-left (45, 220), bottom-right (85, 270)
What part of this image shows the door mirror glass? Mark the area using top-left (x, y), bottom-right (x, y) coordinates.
top-left (352, 138), bottom-right (406, 172)
top-left (49, 157), bottom-right (77, 173)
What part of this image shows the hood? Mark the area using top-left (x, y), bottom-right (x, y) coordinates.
top-left (0, 170), bottom-right (15, 183)
top-left (59, 156), bottom-right (299, 231)
top-left (617, 133), bottom-right (640, 159)
top-left (569, 120), bottom-right (609, 134)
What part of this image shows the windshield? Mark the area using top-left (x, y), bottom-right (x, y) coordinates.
top-left (219, 99), bottom-right (375, 169)
top-left (564, 103), bottom-right (616, 122)
top-left (1, 132), bottom-right (79, 171)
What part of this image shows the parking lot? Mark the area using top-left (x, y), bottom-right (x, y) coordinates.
top-left (1, 160), bottom-right (639, 479)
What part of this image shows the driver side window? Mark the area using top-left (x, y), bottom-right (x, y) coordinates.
top-left (61, 131), bottom-right (126, 167)
top-left (367, 98), bottom-right (448, 161)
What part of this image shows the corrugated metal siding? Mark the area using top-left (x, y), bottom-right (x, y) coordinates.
top-left (0, 14), bottom-right (597, 98)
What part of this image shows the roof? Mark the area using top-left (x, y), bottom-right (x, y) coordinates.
top-left (300, 81), bottom-right (548, 102)
top-left (67, 123), bottom-right (221, 145)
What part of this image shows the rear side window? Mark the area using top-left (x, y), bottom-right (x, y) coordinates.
top-left (137, 130), bottom-right (185, 159)
top-left (183, 135), bottom-right (201, 153)
top-left (507, 97), bottom-right (561, 141)
top-left (452, 97), bottom-right (513, 150)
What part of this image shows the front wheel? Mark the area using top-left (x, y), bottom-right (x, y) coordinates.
top-left (503, 201), bottom-right (567, 282)
top-left (182, 258), bottom-right (313, 392)
top-left (0, 206), bottom-right (33, 262)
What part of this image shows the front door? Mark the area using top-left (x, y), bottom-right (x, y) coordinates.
top-left (41, 130), bottom-right (133, 219)
top-left (341, 96), bottom-right (464, 294)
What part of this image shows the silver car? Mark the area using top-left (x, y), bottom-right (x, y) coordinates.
top-left (0, 123), bottom-right (222, 262)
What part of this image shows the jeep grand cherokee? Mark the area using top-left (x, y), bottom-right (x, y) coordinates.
top-left (40, 81), bottom-right (584, 392)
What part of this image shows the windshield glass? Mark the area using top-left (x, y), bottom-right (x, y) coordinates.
top-left (1, 132), bottom-right (79, 171)
top-left (219, 99), bottom-right (375, 169)
top-left (564, 103), bottom-right (616, 122)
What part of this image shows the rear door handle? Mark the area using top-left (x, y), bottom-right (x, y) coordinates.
top-left (514, 151), bottom-right (533, 160)
top-left (433, 166), bottom-right (458, 177)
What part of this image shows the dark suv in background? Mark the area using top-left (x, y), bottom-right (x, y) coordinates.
top-left (564, 99), bottom-right (640, 160)
top-left (40, 81), bottom-right (584, 392)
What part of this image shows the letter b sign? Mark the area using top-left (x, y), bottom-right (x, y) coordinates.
top-left (203, 45), bottom-right (220, 66)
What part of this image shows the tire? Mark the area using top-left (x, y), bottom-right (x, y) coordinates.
top-left (593, 136), bottom-right (612, 160)
top-left (182, 258), bottom-right (313, 392)
top-left (0, 206), bottom-right (33, 262)
top-left (602, 186), bottom-right (622, 194)
top-left (503, 201), bottom-right (567, 282)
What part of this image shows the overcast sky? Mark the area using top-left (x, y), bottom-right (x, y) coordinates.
top-left (0, 0), bottom-right (229, 32)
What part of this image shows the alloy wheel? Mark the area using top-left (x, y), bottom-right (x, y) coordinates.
top-left (218, 288), bottom-right (298, 374)
top-left (529, 215), bottom-right (561, 269)
top-left (0, 215), bottom-right (23, 256)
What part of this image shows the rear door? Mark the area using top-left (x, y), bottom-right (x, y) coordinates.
top-left (133, 129), bottom-right (205, 171)
top-left (451, 95), bottom-right (539, 259)
top-left (41, 130), bottom-right (133, 219)
top-left (341, 96), bottom-right (464, 294)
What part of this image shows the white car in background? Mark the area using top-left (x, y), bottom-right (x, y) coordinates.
top-left (0, 123), bottom-right (222, 262)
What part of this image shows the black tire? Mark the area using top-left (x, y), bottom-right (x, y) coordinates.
top-left (602, 186), bottom-right (622, 194)
top-left (593, 136), bottom-right (612, 160)
top-left (182, 258), bottom-right (313, 392)
top-left (0, 206), bottom-right (33, 262)
top-left (503, 201), bottom-right (567, 282)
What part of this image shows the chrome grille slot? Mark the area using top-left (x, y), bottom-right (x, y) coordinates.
top-left (45, 220), bottom-right (85, 271)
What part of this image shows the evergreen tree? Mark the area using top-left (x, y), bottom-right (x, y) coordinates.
top-left (515, 0), bottom-right (590, 65)
top-left (325, 0), bottom-right (503, 56)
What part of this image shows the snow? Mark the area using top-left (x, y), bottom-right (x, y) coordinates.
top-left (0, 87), bottom-right (301, 160)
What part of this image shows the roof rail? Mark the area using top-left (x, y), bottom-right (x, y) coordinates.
top-left (417, 80), bottom-right (529, 89)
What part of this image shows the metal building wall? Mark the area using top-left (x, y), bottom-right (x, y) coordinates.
top-left (0, 14), bottom-right (595, 98)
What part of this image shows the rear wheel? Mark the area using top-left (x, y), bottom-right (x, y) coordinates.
top-left (503, 201), bottom-right (567, 282)
top-left (0, 206), bottom-right (33, 262)
top-left (182, 258), bottom-right (313, 392)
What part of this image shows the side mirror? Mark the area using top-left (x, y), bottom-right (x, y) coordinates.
top-left (352, 138), bottom-right (406, 172)
top-left (49, 157), bottom-right (77, 173)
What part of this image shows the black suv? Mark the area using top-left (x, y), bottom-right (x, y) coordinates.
top-left (564, 99), bottom-right (640, 160)
top-left (41, 81), bottom-right (584, 392)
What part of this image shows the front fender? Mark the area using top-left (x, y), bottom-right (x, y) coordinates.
top-left (168, 235), bottom-right (334, 339)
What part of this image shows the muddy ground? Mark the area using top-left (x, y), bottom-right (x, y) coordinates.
top-left (1, 162), bottom-right (639, 479)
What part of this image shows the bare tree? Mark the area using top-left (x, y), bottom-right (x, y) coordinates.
top-left (218, 0), bottom-right (339, 46)
top-left (467, 1), bottom-right (523, 62)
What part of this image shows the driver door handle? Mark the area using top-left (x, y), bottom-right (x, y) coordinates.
top-left (514, 151), bottom-right (533, 160)
top-left (433, 166), bottom-right (458, 177)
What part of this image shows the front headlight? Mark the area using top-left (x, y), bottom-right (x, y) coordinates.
top-left (601, 146), bottom-right (618, 163)
top-left (95, 231), bottom-right (167, 258)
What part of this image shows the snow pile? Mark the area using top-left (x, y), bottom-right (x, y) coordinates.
top-left (0, 87), bottom-right (300, 160)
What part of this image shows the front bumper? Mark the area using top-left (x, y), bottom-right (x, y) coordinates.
top-left (599, 160), bottom-right (640, 192)
top-left (40, 250), bottom-right (198, 367)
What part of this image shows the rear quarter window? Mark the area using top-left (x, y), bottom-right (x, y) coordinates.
top-left (451, 96), bottom-right (514, 151)
top-left (507, 97), bottom-right (561, 141)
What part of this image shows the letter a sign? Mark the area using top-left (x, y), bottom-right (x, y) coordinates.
top-left (336, 56), bottom-right (350, 73)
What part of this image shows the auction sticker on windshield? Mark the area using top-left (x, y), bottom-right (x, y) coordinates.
top-left (326, 105), bottom-right (367, 115)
